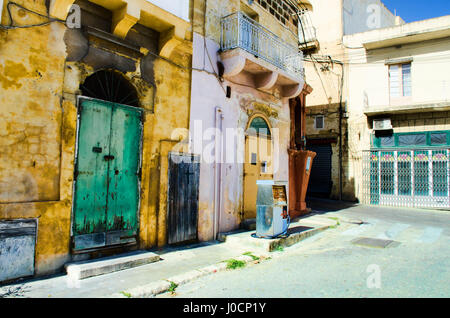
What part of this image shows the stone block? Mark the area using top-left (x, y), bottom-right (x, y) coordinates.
top-left (65, 251), bottom-right (160, 280)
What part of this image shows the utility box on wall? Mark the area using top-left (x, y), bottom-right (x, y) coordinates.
top-left (0, 219), bottom-right (37, 283)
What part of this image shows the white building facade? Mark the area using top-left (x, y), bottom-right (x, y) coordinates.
top-left (344, 15), bottom-right (450, 208)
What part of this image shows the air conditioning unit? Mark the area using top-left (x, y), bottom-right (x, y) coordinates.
top-left (373, 118), bottom-right (392, 131)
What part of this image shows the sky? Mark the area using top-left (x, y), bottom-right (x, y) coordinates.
top-left (381, 0), bottom-right (450, 23)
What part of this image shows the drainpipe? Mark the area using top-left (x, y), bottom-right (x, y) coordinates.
top-left (214, 107), bottom-right (224, 239)
top-left (336, 60), bottom-right (344, 201)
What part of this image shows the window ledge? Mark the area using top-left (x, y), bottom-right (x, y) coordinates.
top-left (364, 101), bottom-right (450, 116)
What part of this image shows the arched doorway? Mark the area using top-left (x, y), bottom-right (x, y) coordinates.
top-left (243, 115), bottom-right (274, 220)
top-left (80, 70), bottom-right (140, 107)
top-left (72, 70), bottom-right (143, 251)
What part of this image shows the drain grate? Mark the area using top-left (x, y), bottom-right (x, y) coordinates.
top-left (351, 237), bottom-right (399, 248)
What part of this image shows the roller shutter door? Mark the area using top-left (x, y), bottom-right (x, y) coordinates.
top-left (307, 144), bottom-right (332, 197)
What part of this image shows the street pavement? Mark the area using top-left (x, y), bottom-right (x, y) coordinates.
top-left (1, 200), bottom-right (448, 298)
top-left (0, 211), bottom-right (334, 298)
top-left (156, 202), bottom-right (450, 298)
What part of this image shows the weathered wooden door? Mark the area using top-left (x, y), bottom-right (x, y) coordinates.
top-left (72, 98), bottom-right (142, 251)
top-left (167, 153), bottom-right (200, 245)
top-left (243, 133), bottom-right (273, 220)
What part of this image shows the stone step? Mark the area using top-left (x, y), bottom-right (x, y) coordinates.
top-left (65, 251), bottom-right (160, 280)
top-left (220, 221), bottom-right (334, 252)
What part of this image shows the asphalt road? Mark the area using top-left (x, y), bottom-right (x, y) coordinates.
top-left (157, 204), bottom-right (450, 298)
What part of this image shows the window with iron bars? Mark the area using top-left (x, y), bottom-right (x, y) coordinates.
top-left (254, 0), bottom-right (298, 34)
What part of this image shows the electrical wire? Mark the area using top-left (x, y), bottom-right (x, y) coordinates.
top-left (0, 0), bottom-right (281, 99)
top-left (314, 39), bottom-right (450, 64)
top-left (0, 1), bottom-right (66, 30)
top-left (198, 0), bottom-right (307, 98)
top-left (284, 0), bottom-right (309, 49)
top-left (307, 52), bottom-right (450, 65)
top-left (0, 0), bottom-right (227, 97)
top-left (200, 0), bottom-right (227, 95)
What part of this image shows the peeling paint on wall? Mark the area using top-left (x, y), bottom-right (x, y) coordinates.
top-left (0, 0), bottom-right (193, 278)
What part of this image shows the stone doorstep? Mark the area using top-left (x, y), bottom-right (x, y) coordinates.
top-left (65, 251), bottom-right (160, 281)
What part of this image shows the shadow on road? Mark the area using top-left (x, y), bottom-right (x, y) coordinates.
top-left (306, 197), bottom-right (358, 213)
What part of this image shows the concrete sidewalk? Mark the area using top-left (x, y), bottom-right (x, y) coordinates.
top-left (0, 213), bottom-right (338, 298)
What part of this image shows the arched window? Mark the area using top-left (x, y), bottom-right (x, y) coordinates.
top-left (80, 70), bottom-right (139, 107)
top-left (248, 116), bottom-right (271, 137)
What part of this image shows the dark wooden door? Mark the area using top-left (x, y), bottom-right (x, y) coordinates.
top-left (167, 153), bottom-right (200, 245)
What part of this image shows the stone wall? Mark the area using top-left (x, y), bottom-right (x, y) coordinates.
top-left (390, 112), bottom-right (450, 133)
top-left (0, 0), bottom-right (193, 277)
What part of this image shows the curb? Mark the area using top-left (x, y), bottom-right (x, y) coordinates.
top-left (109, 221), bottom-right (337, 298)
top-left (267, 224), bottom-right (333, 251)
top-left (221, 222), bottom-right (336, 252)
top-left (110, 254), bottom-right (259, 298)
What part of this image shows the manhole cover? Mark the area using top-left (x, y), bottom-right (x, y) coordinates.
top-left (351, 237), bottom-right (399, 248)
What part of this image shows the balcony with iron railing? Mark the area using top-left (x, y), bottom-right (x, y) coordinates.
top-left (220, 12), bottom-right (305, 98)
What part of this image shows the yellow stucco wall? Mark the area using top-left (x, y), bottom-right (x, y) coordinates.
top-left (0, 1), bottom-right (70, 274)
top-left (0, 0), bottom-right (192, 276)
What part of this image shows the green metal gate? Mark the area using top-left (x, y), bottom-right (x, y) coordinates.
top-left (362, 148), bottom-right (450, 208)
top-left (72, 98), bottom-right (143, 251)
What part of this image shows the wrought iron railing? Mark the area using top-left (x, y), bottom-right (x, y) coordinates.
top-left (362, 148), bottom-right (450, 209)
top-left (298, 25), bottom-right (317, 44)
top-left (221, 12), bottom-right (304, 80)
top-left (297, 11), bottom-right (317, 45)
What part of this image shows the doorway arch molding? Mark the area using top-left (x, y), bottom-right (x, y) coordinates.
top-left (245, 112), bottom-right (274, 137)
top-left (80, 69), bottom-right (140, 107)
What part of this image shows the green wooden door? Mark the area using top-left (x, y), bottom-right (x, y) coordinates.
top-left (73, 99), bottom-right (142, 251)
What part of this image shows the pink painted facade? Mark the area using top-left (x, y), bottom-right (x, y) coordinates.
top-left (189, 32), bottom-right (300, 241)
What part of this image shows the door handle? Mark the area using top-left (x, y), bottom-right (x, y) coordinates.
top-left (104, 155), bottom-right (115, 161)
